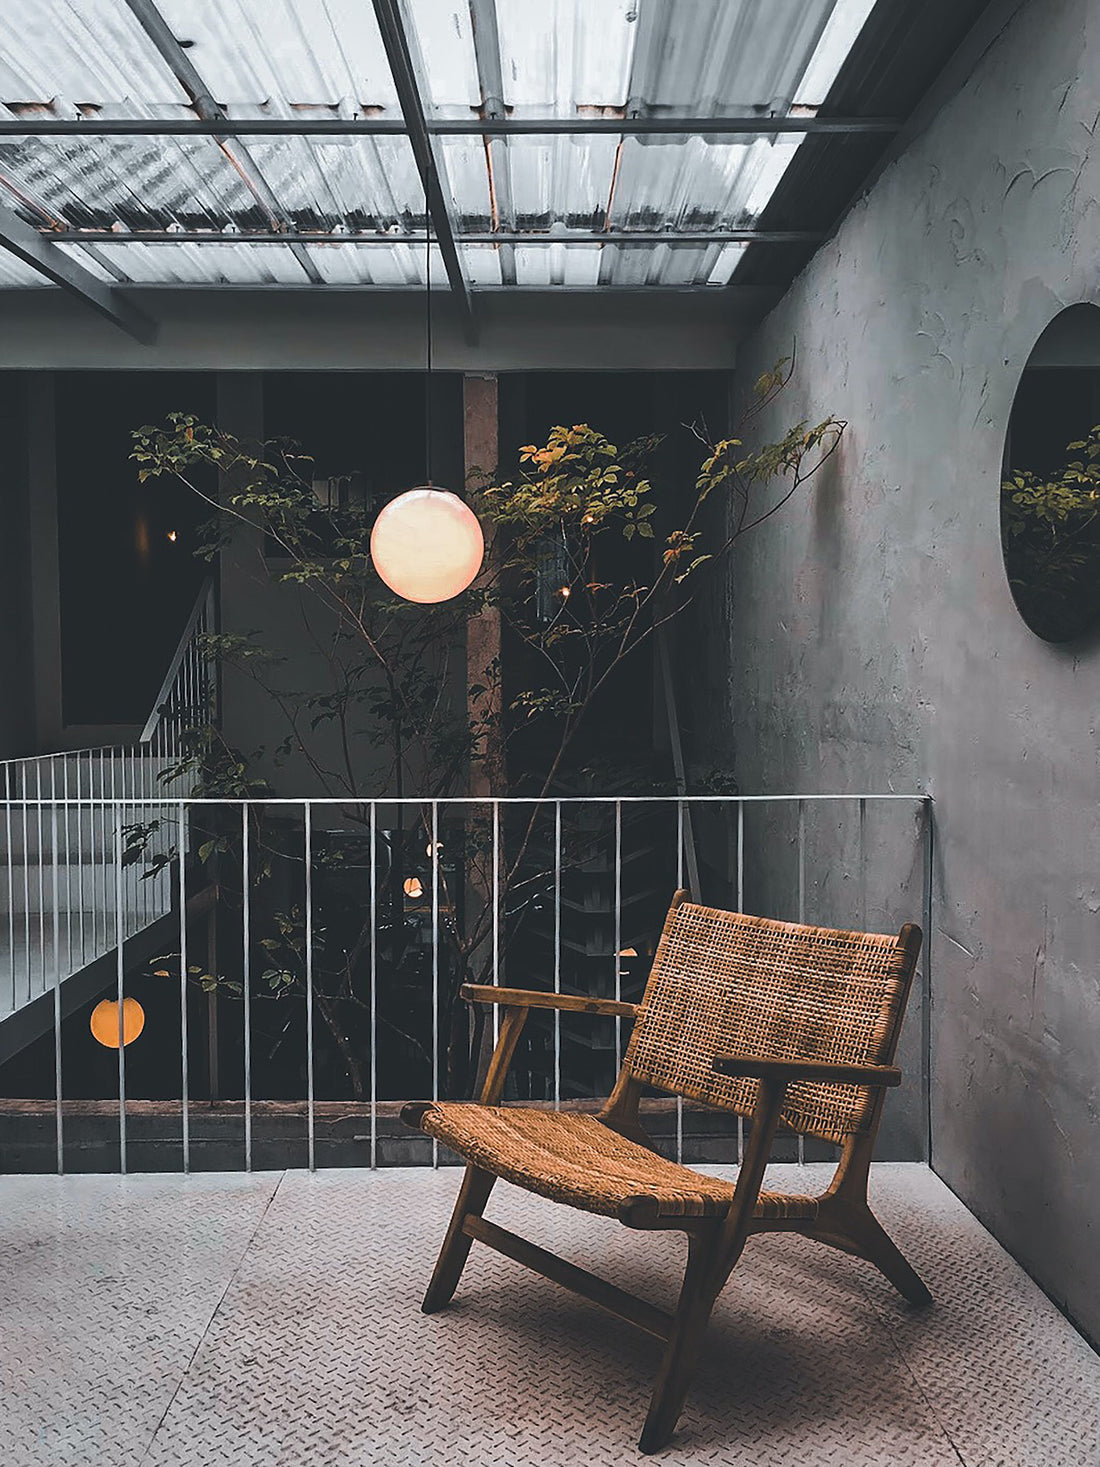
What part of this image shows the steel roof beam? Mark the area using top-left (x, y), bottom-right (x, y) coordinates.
top-left (0, 116), bottom-right (903, 137)
top-left (0, 203), bottom-right (156, 340)
top-left (38, 228), bottom-right (824, 246)
top-left (371, 0), bottom-right (476, 340)
top-left (468, 0), bottom-right (514, 284)
top-left (122, 0), bottom-right (323, 284)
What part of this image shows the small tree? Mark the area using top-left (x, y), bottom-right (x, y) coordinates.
top-left (132, 361), bottom-right (845, 1098)
top-left (1002, 423), bottom-right (1100, 642)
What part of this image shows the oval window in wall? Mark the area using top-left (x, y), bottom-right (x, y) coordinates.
top-left (1001, 303), bottom-right (1100, 643)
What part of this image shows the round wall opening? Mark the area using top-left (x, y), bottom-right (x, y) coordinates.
top-left (1001, 303), bottom-right (1100, 643)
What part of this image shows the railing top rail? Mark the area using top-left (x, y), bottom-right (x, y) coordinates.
top-left (0, 792), bottom-right (932, 806)
top-left (139, 577), bottom-right (216, 744)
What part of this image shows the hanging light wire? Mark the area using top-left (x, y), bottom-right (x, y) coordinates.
top-left (425, 166), bottom-right (433, 486)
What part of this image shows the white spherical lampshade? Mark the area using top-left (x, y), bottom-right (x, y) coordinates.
top-left (370, 487), bottom-right (485, 604)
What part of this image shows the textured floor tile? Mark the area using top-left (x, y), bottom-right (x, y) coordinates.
top-left (865, 1165), bottom-right (1100, 1467)
top-left (0, 1171), bottom-right (282, 1467)
top-left (2, 1164), bottom-right (1097, 1466)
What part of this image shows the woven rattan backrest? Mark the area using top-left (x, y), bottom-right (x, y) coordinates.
top-left (626, 894), bottom-right (920, 1145)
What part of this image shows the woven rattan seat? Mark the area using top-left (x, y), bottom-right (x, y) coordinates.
top-left (403, 891), bottom-right (928, 1454)
top-left (418, 1103), bottom-right (819, 1221)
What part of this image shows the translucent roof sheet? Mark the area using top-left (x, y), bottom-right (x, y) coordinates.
top-left (0, 0), bottom-right (878, 291)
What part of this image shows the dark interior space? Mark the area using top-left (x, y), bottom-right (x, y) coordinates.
top-left (261, 371), bottom-right (464, 507)
top-left (57, 371), bottom-right (214, 726)
top-left (1006, 367), bottom-right (1100, 477)
top-left (0, 371), bottom-right (33, 755)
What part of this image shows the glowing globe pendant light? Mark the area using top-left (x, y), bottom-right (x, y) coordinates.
top-left (371, 178), bottom-right (484, 605)
top-left (370, 486), bottom-right (484, 603)
top-left (90, 996), bottom-right (145, 1048)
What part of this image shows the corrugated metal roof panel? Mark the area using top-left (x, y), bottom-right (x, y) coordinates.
top-left (56, 238), bottom-right (308, 282)
top-left (626, 0), bottom-right (834, 115)
top-left (608, 135), bottom-right (807, 232)
top-left (236, 132), bottom-right (422, 230)
top-left (0, 0), bottom-right (879, 289)
top-left (513, 241), bottom-right (601, 288)
top-left (0, 129), bottom-right (256, 229)
top-left (492, 0), bottom-right (637, 113)
top-left (0, 252), bottom-right (55, 286)
top-left (155, 0), bottom-right (400, 110)
top-left (304, 239), bottom-right (445, 285)
top-left (495, 135), bottom-right (619, 230)
top-left (0, 0), bottom-right (185, 106)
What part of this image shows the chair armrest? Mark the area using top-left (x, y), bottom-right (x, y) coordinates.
top-left (461, 984), bottom-right (639, 1019)
top-left (712, 1053), bottom-right (902, 1087)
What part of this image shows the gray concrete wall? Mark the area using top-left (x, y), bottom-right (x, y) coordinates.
top-left (701, 0), bottom-right (1100, 1343)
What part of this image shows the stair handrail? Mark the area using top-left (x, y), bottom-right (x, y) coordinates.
top-left (139, 577), bottom-right (217, 744)
top-left (0, 577), bottom-right (216, 772)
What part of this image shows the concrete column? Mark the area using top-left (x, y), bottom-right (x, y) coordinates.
top-left (464, 373), bottom-right (503, 797)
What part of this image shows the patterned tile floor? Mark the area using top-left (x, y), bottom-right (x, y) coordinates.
top-left (2, 1163), bottom-right (1097, 1466)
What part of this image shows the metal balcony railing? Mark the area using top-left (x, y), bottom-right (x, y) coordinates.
top-left (0, 790), bottom-right (933, 1178)
top-left (0, 579), bottom-right (215, 1039)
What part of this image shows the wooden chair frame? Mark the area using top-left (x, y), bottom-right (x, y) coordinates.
top-left (402, 919), bottom-right (928, 1455)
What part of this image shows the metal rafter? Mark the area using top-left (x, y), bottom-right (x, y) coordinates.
top-left (0, 116), bottom-right (903, 137)
top-left (468, 0), bottom-right (514, 285)
top-left (33, 228), bottom-right (825, 246)
top-left (121, 0), bottom-right (323, 285)
top-left (0, 202), bottom-right (155, 341)
top-left (371, 0), bottom-right (476, 339)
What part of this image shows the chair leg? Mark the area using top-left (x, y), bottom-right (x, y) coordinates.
top-left (422, 1164), bottom-right (497, 1314)
top-left (638, 1231), bottom-right (724, 1455)
top-left (852, 1209), bottom-right (932, 1306)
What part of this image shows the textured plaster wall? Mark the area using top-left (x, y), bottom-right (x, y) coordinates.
top-left (707, 0), bottom-right (1100, 1341)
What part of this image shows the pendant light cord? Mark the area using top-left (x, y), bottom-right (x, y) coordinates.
top-left (425, 170), bottom-right (433, 486)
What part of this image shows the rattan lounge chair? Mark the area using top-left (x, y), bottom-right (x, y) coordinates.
top-left (402, 890), bottom-right (929, 1454)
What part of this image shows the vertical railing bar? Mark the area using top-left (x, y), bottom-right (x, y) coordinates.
top-left (676, 800), bottom-right (684, 1165)
top-left (369, 800), bottom-right (377, 1170)
top-left (62, 757), bottom-right (72, 979)
top-left (553, 800), bottom-right (561, 1112)
top-left (431, 800), bottom-right (439, 1167)
top-left (122, 751), bottom-right (131, 943)
top-left (36, 763), bottom-right (45, 1004)
top-left (21, 767), bottom-right (30, 1008)
top-left (179, 800), bottom-right (189, 1173)
top-left (614, 799), bottom-right (622, 1064)
top-left (107, 751), bottom-right (116, 957)
top-left (51, 764), bottom-right (63, 1174)
top-left (737, 798), bottom-right (744, 1165)
top-left (491, 800), bottom-right (500, 1047)
top-left (4, 765), bottom-right (13, 1017)
top-left (77, 758), bottom-right (86, 967)
top-left (141, 744), bottom-right (149, 931)
top-left (858, 796), bottom-right (867, 931)
top-left (95, 752), bottom-right (103, 957)
top-left (305, 801), bottom-right (315, 1173)
top-left (797, 798), bottom-right (806, 1168)
top-left (242, 803), bottom-right (252, 1173)
top-left (115, 802), bottom-right (127, 1175)
top-left (138, 742), bottom-right (146, 931)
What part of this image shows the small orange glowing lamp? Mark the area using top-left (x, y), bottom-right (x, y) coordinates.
top-left (90, 997), bottom-right (145, 1048)
top-left (403, 877), bottom-right (424, 899)
top-left (370, 488), bottom-right (484, 604)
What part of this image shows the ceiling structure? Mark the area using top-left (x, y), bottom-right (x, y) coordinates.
top-left (0, 0), bottom-right (1000, 342)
